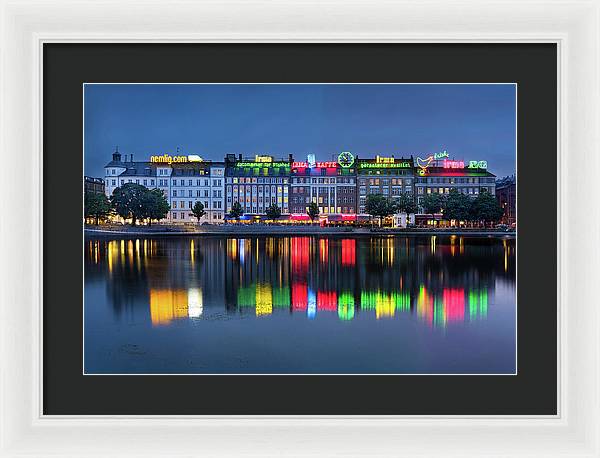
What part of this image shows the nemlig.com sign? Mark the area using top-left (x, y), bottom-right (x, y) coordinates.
top-left (150, 154), bottom-right (203, 164)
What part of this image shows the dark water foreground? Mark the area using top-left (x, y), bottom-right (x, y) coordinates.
top-left (84, 234), bottom-right (516, 374)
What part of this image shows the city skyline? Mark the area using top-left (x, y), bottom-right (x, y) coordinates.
top-left (84, 83), bottom-right (517, 178)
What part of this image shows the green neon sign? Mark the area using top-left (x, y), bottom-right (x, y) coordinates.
top-left (358, 161), bottom-right (411, 169)
top-left (338, 151), bottom-right (355, 168)
top-left (236, 162), bottom-right (290, 168)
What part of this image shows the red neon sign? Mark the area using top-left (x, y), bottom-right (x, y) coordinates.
top-left (442, 159), bottom-right (465, 169)
top-left (292, 161), bottom-right (338, 168)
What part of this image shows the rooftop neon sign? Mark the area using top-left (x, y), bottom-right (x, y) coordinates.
top-left (150, 154), bottom-right (205, 164)
top-left (236, 161), bottom-right (290, 168)
top-left (292, 161), bottom-right (338, 168)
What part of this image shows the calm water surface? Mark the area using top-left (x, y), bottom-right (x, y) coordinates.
top-left (84, 235), bottom-right (516, 374)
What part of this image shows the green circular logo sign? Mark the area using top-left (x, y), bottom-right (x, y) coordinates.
top-left (338, 151), bottom-right (355, 168)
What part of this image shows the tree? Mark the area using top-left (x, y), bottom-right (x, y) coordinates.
top-left (443, 189), bottom-right (472, 222)
top-left (265, 204), bottom-right (282, 221)
top-left (471, 189), bottom-right (504, 225)
top-left (394, 192), bottom-right (417, 215)
top-left (190, 201), bottom-right (206, 224)
top-left (422, 192), bottom-right (445, 215)
top-left (110, 183), bottom-right (147, 226)
top-left (84, 191), bottom-right (110, 225)
top-left (307, 202), bottom-right (320, 222)
top-left (142, 188), bottom-right (170, 225)
top-left (229, 201), bottom-right (243, 222)
top-left (365, 194), bottom-right (395, 226)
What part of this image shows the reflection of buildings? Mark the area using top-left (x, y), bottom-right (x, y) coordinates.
top-left (85, 234), bottom-right (514, 328)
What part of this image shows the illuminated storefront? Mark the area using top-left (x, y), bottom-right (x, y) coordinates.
top-left (289, 152), bottom-right (357, 222)
top-left (356, 155), bottom-right (415, 215)
top-left (224, 154), bottom-right (291, 217)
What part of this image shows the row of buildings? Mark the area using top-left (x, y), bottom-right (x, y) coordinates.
top-left (91, 149), bottom-right (515, 224)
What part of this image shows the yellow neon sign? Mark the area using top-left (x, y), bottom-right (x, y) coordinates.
top-left (150, 154), bottom-right (203, 165)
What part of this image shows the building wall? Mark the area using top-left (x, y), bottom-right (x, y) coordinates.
top-left (356, 157), bottom-right (414, 214)
top-left (495, 181), bottom-right (516, 224)
top-left (84, 176), bottom-right (105, 194)
top-left (104, 157), bottom-right (226, 224)
top-left (225, 156), bottom-right (291, 216)
top-left (414, 170), bottom-right (496, 211)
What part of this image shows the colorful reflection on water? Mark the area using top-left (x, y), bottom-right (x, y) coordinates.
top-left (85, 235), bottom-right (516, 374)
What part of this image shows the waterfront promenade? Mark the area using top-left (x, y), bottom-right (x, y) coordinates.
top-left (84, 224), bottom-right (515, 237)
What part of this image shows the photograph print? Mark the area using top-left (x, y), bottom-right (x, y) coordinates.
top-left (83, 83), bottom-right (516, 375)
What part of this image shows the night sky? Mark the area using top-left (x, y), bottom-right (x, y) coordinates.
top-left (84, 83), bottom-right (516, 178)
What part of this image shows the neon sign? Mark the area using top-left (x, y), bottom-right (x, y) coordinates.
top-left (416, 150), bottom-right (471, 175)
top-left (236, 161), bottom-right (290, 168)
top-left (442, 159), bottom-right (465, 169)
top-left (359, 160), bottom-right (411, 169)
top-left (468, 160), bottom-right (488, 169)
top-left (338, 151), bottom-right (355, 168)
top-left (150, 154), bottom-right (204, 164)
top-left (254, 155), bottom-right (273, 163)
top-left (292, 161), bottom-right (338, 168)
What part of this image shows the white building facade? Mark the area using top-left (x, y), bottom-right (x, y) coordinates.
top-left (104, 150), bottom-right (225, 224)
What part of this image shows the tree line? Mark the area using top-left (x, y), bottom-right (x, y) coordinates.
top-left (364, 189), bottom-right (504, 226)
top-left (85, 183), bottom-right (171, 225)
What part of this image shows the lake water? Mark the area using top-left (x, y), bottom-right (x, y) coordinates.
top-left (84, 234), bottom-right (516, 374)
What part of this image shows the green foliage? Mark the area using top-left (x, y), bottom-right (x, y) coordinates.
top-left (307, 202), bottom-right (320, 221)
top-left (422, 192), bottom-right (445, 214)
top-left (265, 204), bottom-right (282, 221)
top-left (395, 192), bottom-right (417, 214)
top-left (110, 183), bottom-right (147, 225)
top-left (471, 189), bottom-right (504, 223)
top-left (84, 191), bottom-right (111, 225)
top-left (110, 183), bottom-right (170, 225)
top-left (142, 188), bottom-right (170, 225)
top-left (229, 201), bottom-right (243, 221)
top-left (443, 188), bottom-right (472, 221)
top-left (365, 194), bottom-right (395, 225)
top-left (190, 201), bottom-right (206, 223)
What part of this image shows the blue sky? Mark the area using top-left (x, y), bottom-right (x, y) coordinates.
top-left (84, 84), bottom-right (516, 178)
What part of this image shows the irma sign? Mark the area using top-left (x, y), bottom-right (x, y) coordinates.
top-left (417, 150), bottom-right (488, 175)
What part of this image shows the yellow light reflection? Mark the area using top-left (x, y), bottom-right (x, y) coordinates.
top-left (149, 289), bottom-right (189, 326)
top-left (255, 283), bottom-right (273, 316)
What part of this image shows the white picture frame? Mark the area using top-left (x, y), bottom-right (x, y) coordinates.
top-left (0, 0), bottom-right (598, 456)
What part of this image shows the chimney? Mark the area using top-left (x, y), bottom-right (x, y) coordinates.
top-left (288, 153), bottom-right (293, 162)
top-left (131, 153), bottom-right (134, 163)
top-left (238, 154), bottom-right (242, 161)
